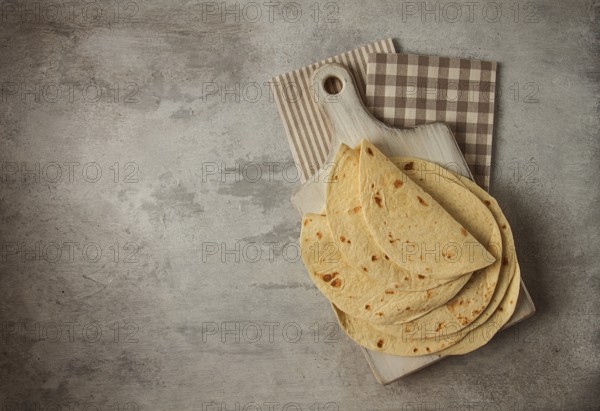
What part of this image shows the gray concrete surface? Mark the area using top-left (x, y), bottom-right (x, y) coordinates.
top-left (0, 0), bottom-right (598, 410)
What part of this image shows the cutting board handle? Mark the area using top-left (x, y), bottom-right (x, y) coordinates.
top-left (311, 63), bottom-right (393, 154)
top-left (295, 63), bottom-right (471, 215)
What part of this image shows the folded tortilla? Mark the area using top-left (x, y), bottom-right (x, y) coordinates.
top-left (326, 145), bottom-right (471, 292)
top-left (367, 157), bottom-right (503, 334)
top-left (358, 140), bottom-right (495, 279)
top-left (439, 263), bottom-right (521, 355)
top-left (333, 265), bottom-right (519, 356)
top-left (333, 163), bottom-right (519, 355)
top-left (300, 213), bottom-right (471, 324)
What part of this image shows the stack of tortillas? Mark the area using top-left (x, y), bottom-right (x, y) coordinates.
top-left (300, 140), bottom-right (520, 356)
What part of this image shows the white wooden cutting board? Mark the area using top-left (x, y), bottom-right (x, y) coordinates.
top-left (291, 63), bottom-right (535, 384)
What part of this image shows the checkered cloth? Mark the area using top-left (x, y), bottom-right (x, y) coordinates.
top-left (366, 53), bottom-right (497, 189)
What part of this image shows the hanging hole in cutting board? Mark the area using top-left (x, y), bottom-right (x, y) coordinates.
top-left (323, 76), bottom-right (343, 95)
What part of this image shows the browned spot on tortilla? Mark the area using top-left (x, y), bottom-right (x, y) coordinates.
top-left (447, 299), bottom-right (462, 313)
top-left (367, 147), bottom-right (374, 156)
top-left (418, 274), bottom-right (425, 279)
top-left (404, 276), bottom-right (409, 281)
top-left (385, 290), bottom-right (394, 295)
top-left (426, 347), bottom-right (431, 352)
top-left (316, 232), bottom-right (322, 239)
top-left (426, 289), bottom-right (433, 299)
top-left (404, 162), bottom-right (414, 171)
top-left (417, 196), bottom-right (428, 206)
top-left (374, 195), bottom-right (383, 207)
top-left (394, 284), bottom-right (400, 288)
top-left (498, 307), bottom-right (504, 312)
top-left (502, 224), bottom-right (507, 229)
top-left (458, 316), bottom-right (469, 325)
top-left (472, 309), bottom-right (481, 316)
top-left (425, 267), bottom-right (431, 272)
top-left (371, 183), bottom-right (374, 188)
top-left (377, 339), bottom-right (384, 348)
top-left (405, 307), bottom-right (411, 311)
top-left (339, 235), bottom-right (346, 242)
top-left (413, 348), bottom-right (418, 353)
top-left (510, 300), bottom-right (514, 304)
top-left (352, 206), bottom-right (361, 214)
top-left (484, 200), bottom-right (491, 206)
top-left (371, 255), bottom-right (378, 261)
top-left (393, 179), bottom-right (404, 188)
top-left (384, 254), bottom-right (390, 260)
top-left (435, 322), bottom-right (444, 332)
top-left (362, 267), bottom-right (368, 272)
top-left (303, 219), bottom-right (310, 226)
top-left (347, 240), bottom-right (351, 244)
top-left (503, 257), bottom-right (509, 266)
top-left (375, 312), bottom-right (384, 317)
top-left (365, 304), bottom-right (371, 310)
top-left (323, 272), bottom-right (338, 282)
top-left (461, 227), bottom-right (468, 237)
top-left (330, 278), bottom-right (342, 288)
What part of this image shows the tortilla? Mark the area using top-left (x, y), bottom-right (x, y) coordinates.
top-left (440, 263), bottom-right (521, 355)
top-left (394, 169), bottom-right (518, 339)
top-left (334, 303), bottom-right (460, 355)
top-left (332, 163), bottom-right (520, 355)
top-left (326, 145), bottom-right (470, 292)
top-left (300, 213), bottom-right (471, 324)
top-left (333, 264), bottom-right (520, 356)
top-left (366, 157), bottom-right (503, 334)
top-left (358, 140), bottom-right (495, 279)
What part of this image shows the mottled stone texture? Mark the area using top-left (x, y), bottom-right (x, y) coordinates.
top-left (0, 0), bottom-right (598, 410)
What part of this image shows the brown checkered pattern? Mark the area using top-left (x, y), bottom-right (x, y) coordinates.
top-left (366, 53), bottom-right (497, 189)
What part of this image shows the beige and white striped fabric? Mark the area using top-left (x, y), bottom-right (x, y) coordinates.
top-left (270, 38), bottom-right (396, 182)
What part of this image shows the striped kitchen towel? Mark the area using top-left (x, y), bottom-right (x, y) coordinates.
top-left (270, 38), bottom-right (396, 182)
top-left (365, 53), bottom-right (497, 189)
